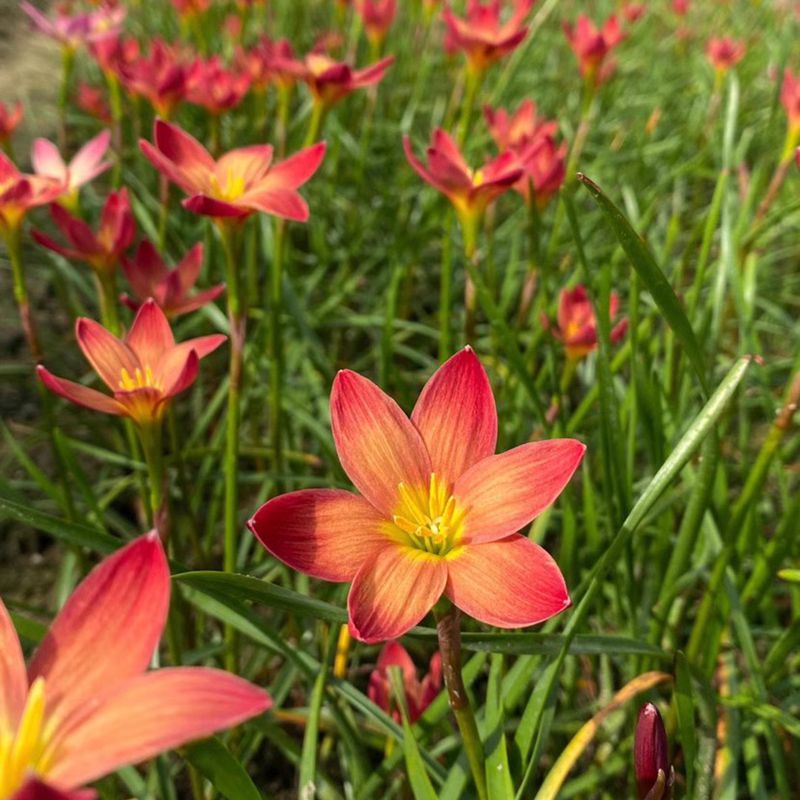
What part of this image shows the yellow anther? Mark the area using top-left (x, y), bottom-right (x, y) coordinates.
top-left (119, 365), bottom-right (161, 392)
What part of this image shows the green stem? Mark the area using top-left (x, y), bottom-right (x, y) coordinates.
top-left (106, 73), bottom-right (123, 188)
top-left (158, 174), bottom-right (170, 251)
top-left (304, 101), bottom-right (327, 148)
top-left (517, 198), bottom-right (542, 327)
top-left (139, 421), bottom-right (165, 533)
top-left (461, 215), bottom-right (479, 346)
top-left (457, 66), bottom-right (482, 146)
top-left (276, 86), bottom-right (291, 158)
top-left (58, 47), bottom-right (75, 151)
top-left (434, 603), bottom-right (488, 800)
top-left (438, 213), bottom-right (454, 360)
top-left (270, 218), bottom-right (286, 491)
top-left (96, 271), bottom-right (121, 335)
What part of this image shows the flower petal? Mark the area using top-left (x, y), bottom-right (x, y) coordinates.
top-left (28, 532), bottom-right (170, 723)
top-left (152, 119), bottom-right (214, 188)
top-left (411, 347), bottom-right (497, 483)
top-left (37, 366), bottom-right (123, 416)
top-left (75, 317), bottom-right (139, 390)
top-left (161, 348), bottom-right (198, 398)
top-left (265, 142), bottom-right (326, 190)
top-left (49, 668), bottom-right (271, 787)
top-left (125, 298), bottom-right (175, 365)
top-left (446, 536), bottom-right (570, 627)
top-left (347, 546), bottom-right (446, 643)
top-left (182, 194), bottom-right (250, 218)
top-left (215, 144), bottom-right (273, 188)
top-left (248, 489), bottom-right (387, 582)
top-left (331, 370), bottom-right (431, 516)
top-left (152, 335), bottom-right (226, 390)
top-left (68, 129), bottom-right (112, 188)
top-left (0, 597), bottom-right (27, 730)
top-left (239, 187), bottom-right (309, 221)
top-left (11, 778), bottom-right (96, 800)
top-left (455, 439), bottom-right (585, 544)
top-left (31, 138), bottom-right (66, 182)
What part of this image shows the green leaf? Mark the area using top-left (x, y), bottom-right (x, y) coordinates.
top-left (484, 654), bottom-right (515, 800)
top-left (674, 651), bottom-right (697, 794)
top-left (184, 737), bottom-right (262, 800)
top-left (577, 173), bottom-right (710, 398)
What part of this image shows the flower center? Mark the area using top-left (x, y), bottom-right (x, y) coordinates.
top-left (210, 170), bottom-right (246, 202)
top-left (0, 679), bottom-right (59, 800)
top-left (392, 474), bottom-right (465, 556)
top-left (119, 365), bottom-right (162, 392)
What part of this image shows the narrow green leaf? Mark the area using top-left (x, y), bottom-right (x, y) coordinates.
top-left (484, 654), bottom-right (515, 800)
top-left (674, 651), bottom-right (697, 794)
top-left (185, 737), bottom-right (262, 800)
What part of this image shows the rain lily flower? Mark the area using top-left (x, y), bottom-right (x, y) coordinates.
top-left (32, 188), bottom-right (134, 275)
top-left (563, 14), bottom-right (624, 86)
top-left (634, 703), bottom-right (673, 800)
top-left (31, 130), bottom-right (112, 206)
top-left (171, 0), bottom-right (210, 18)
top-left (21, 2), bottom-right (125, 52)
top-left (250, 348), bottom-right (584, 643)
top-left (551, 285), bottom-right (628, 360)
top-left (484, 101), bottom-right (566, 207)
top-left (706, 37), bottom-right (745, 73)
top-left (139, 120), bottom-right (326, 221)
top-left (672, 0), bottom-right (689, 15)
top-left (368, 641), bottom-right (441, 723)
top-left (0, 102), bottom-right (23, 149)
top-left (186, 56), bottom-right (251, 115)
top-left (442, 0), bottom-right (534, 73)
top-left (120, 40), bottom-right (189, 119)
top-left (38, 299), bottom-right (225, 425)
top-left (0, 153), bottom-right (62, 237)
top-left (75, 83), bottom-right (112, 125)
top-left (300, 53), bottom-right (395, 108)
top-left (235, 36), bottom-right (303, 92)
top-left (90, 33), bottom-right (140, 78)
top-left (356, 0), bottom-right (398, 48)
top-left (0, 532), bottom-right (270, 800)
top-left (121, 241), bottom-right (224, 318)
top-left (403, 129), bottom-right (523, 243)
top-left (780, 69), bottom-right (800, 138)
top-left (622, 3), bottom-right (645, 24)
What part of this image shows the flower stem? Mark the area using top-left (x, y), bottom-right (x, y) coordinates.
top-left (304, 101), bottom-right (327, 148)
top-left (58, 47), bottom-right (75, 151)
top-left (95, 271), bottom-right (121, 336)
top-left (457, 66), bottom-right (482, 146)
top-left (139, 421), bottom-right (165, 535)
top-left (106, 73), bottom-right (124, 189)
top-left (461, 215), bottom-right (479, 346)
top-left (276, 86), bottom-right (291, 158)
top-left (434, 602), bottom-right (488, 800)
top-left (438, 213), bottom-right (454, 360)
top-left (269, 218), bottom-right (286, 491)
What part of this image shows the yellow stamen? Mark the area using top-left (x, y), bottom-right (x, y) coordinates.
top-left (210, 169), bottom-right (246, 202)
top-left (119, 365), bottom-right (162, 392)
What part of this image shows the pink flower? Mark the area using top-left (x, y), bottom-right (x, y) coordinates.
top-left (186, 56), bottom-right (251, 115)
top-left (356, 0), bottom-right (398, 46)
top-left (706, 37), bottom-right (745, 73)
top-left (0, 102), bottom-right (23, 147)
top-left (0, 153), bottom-right (62, 236)
top-left (121, 241), bottom-right (224, 318)
top-left (31, 131), bottom-right (112, 200)
top-left (563, 14), bottom-right (624, 86)
top-left (301, 53), bottom-right (395, 107)
top-left (780, 68), bottom-right (800, 132)
top-left (21, 2), bottom-right (125, 51)
top-left (120, 39), bottom-right (189, 119)
top-left (552, 285), bottom-right (628, 360)
top-left (75, 83), bottom-right (112, 125)
top-left (0, 532), bottom-right (270, 798)
top-left (367, 641), bottom-right (441, 723)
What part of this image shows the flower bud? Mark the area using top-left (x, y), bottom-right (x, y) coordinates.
top-left (634, 703), bottom-right (672, 800)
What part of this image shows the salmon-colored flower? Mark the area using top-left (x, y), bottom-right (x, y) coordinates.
top-left (31, 131), bottom-right (112, 203)
top-left (356, 0), bottom-right (397, 47)
top-left (140, 120), bottom-right (326, 221)
top-left (37, 299), bottom-right (225, 424)
top-left (621, 3), bottom-right (645, 23)
top-left (551, 285), bottom-right (628, 360)
top-left (171, 0), bottom-right (210, 18)
top-left (403, 129), bottom-right (523, 225)
top-left (301, 53), bottom-right (394, 107)
top-left (780, 69), bottom-right (800, 133)
top-left (0, 153), bottom-right (62, 237)
top-left (484, 101), bottom-right (565, 207)
top-left (32, 188), bottom-right (134, 275)
top-left (90, 33), bottom-right (140, 78)
top-left (121, 241), bottom-right (224, 318)
top-left (0, 102), bottom-right (23, 148)
top-left (368, 641), bottom-right (441, 723)
top-left (0, 532), bottom-right (270, 800)
top-left (706, 37), bottom-right (745, 73)
top-left (443, 0), bottom-right (534, 73)
top-left (235, 37), bottom-right (303, 91)
top-left (75, 83), bottom-right (112, 125)
top-left (186, 56), bottom-right (251, 115)
top-left (250, 348), bottom-right (583, 643)
top-left (563, 14), bottom-right (624, 86)
top-left (120, 40), bottom-right (189, 118)
top-left (21, 2), bottom-right (125, 51)
top-left (672, 0), bottom-right (689, 15)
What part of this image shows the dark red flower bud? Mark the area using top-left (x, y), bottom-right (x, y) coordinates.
top-left (634, 703), bottom-right (671, 799)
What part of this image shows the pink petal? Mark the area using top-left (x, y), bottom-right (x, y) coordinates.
top-left (248, 489), bottom-right (388, 582)
top-left (239, 187), bottom-right (309, 221)
top-left (153, 119), bottom-right (214, 182)
top-left (75, 317), bottom-right (139, 390)
top-left (330, 370), bottom-right (431, 516)
top-left (215, 144), bottom-right (273, 188)
top-left (0, 597), bottom-right (27, 730)
top-left (68, 129), bottom-right (112, 188)
top-left (161, 348), bottom-right (198, 398)
top-left (174, 241), bottom-right (204, 294)
top-left (31, 138), bottom-right (67, 183)
top-left (125, 298), bottom-right (175, 365)
top-left (49, 667), bottom-right (271, 787)
top-left (445, 536), bottom-right (570, 627)
top-left (454, 440), bottom-right (585, 544)
top-left (30, 229), bottom-right (82, 261)
top-left (140, 139), bottom-right (202, 197)
top-left (411, 347), bottom-right (497, 483)
top-left (152, 335), bottom-right (226, 389)
top-left (182, 194), bottom-right (251, 218)
top-left (347, 545), bottom-right (447, 643)
top-left (11, 778), bottom-right (96, 800)
top-left (265, 142), bottom-right (327, 190)
top-left (171, 284), bottom-right (225, 316)
top-left (37, 366), bottom-right (123, 416)
top-left (28, 532), bottom-right (170, 723)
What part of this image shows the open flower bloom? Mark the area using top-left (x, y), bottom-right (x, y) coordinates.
top-left (186, 56), bottom-right (251, 115)
top-left (443, 0), bottom-right (533, 73)
top-left (484, 101), bottom-right (565, 207)
top-left (0, 102), bottom-right (23, 147)
top-left (563, 14), bottom-right (624, 86)
top-left (552, 285), bottom-right (628, 360)
top-left (20, 2), bottom-right (125, 51)
top-left (90, 33), bottom-right (140, 78)
top-left (250, 348), bottom-right (584, 643)
top-left (0, 532), bottom-right (270, 800)
top-left (0, 153), bottom-right (62, 237)
top-left (32, 188), bottom-right (134, 275)
top-left (120, 40), bottom-right (189, 119)
top-left (236, 37), bottom-right (305, 92)
top-left (38, 299), bottom-right (226, 425)
top-left (706, 37), bottom-right (745, 73)
top-left (75, 83), bottom-right (112, 125)
top-left (367, 641), bottom-right (441, 723)
top-left (634, 704), bottom-right (673, 800)
top-left (403, 129), bottom-right (523, 228)
top-left (301, 53), bottom-right (394, 107)
top-left (355, 0), bottom-right (397, 46)
top-left (140, 120), bottom-right (326, 221)
top-left (780, 69), bottom-right (800, 136)
top-left (31, 131), bottom-right (112, 204)
top-left (121, 241), bottom-right (224, 318)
